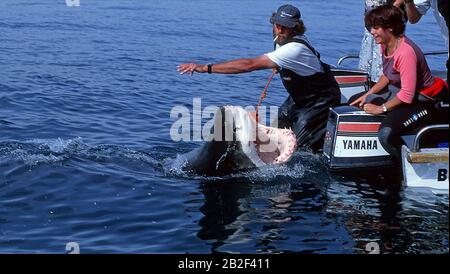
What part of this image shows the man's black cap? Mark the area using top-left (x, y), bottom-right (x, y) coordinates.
top-left (270, 4), bottom-right (301, 28)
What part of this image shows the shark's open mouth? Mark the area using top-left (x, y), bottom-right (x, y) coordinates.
top-left (181, 105), bottom-right (298, 176)
top-left (223, 106), bottom-right (297, 166)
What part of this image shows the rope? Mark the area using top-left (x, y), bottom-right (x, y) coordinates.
top-left (255, 69), bottom-right (277, 123)
top-left (254, 69), bottom-right (277, 147)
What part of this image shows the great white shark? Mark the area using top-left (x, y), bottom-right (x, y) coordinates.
top-left (182, 106), bottom-right (297, 176)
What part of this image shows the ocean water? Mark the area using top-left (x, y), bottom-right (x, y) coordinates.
top-left (0, 0), bottom-right (448, 254)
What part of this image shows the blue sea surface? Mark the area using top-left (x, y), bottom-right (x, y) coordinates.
top-left (0, 0), bottom-right (448, 253)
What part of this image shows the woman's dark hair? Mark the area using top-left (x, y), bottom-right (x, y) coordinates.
top-left (364, 5), bottom-right (406, 36)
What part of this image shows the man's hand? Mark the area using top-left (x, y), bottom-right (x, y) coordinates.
top-left (177, 63), bottom-right (206, 75)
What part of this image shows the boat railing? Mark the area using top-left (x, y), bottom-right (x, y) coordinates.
top-left (440, 102), bottom-right (450, 108)
top-left (337, 50), bottom-right (449, 67)
top-left (413, 124), bottom-right (449, 152)
top-left (337, 54), bottom-right (359, 67)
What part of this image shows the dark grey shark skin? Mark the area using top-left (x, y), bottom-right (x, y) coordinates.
top-left (182, 107), bottom-right (256, 176)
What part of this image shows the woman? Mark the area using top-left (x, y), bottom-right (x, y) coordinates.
top-left (350, 5), bottom-right (448, 161)
top-left (358, 0), bottom-right (430, 85)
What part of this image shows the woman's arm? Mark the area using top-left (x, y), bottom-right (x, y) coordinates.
top-left (364, 46), bottom-right (418, 114)
top-left (350, 75), bottom-right (390, 107)
top-left (363, 95), bottom-right (404, 115)
top-left (368, 74), bottom-right (390, 95)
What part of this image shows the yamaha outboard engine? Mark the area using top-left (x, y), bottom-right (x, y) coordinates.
top-left (322, 105), bottom-right (395, 169)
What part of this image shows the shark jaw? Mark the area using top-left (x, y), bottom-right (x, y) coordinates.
top-left (221, 105), bottom-right (297, 167)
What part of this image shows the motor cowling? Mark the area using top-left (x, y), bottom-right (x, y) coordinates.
top-left (322, 105), bottom-right (395, 169)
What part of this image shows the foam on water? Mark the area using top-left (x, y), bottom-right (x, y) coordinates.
top-left (161, 149), bottom-right (328, 185)
top-left (0, 137), bottom-right (159, 168)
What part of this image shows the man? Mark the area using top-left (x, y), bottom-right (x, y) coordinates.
top-left (178, 4), bottom-right (341, 152)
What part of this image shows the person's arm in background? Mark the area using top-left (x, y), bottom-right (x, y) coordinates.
top-left (403, 0), bottom-right (431, 24)
top-left (393, 0), bottom-right (405, 8)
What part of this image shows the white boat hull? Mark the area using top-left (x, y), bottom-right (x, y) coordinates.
top-left (401, 145), bottom-right (449, 191)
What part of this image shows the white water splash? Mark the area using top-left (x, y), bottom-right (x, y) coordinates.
top-left (25, 137), bottom-right (85, 153)
top-left (0, 137), bottom-right (85, 166)
top-left (233, 162), bottom-right (306, 183)
top-left (161, 151), bottom-right (308, 183)
top-left (0, 137), bottom-right (159, 167)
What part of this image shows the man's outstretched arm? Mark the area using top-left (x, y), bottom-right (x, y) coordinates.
top-left (178, 55), bottom-right (278, 75)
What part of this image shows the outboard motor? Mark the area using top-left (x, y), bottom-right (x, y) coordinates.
top-left (322, 105), bottom-right (395, 169)
top-left (332, 68), bottom-right (370, 104)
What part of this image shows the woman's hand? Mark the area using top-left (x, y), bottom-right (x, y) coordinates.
top-left (177, 63), bottom-right (206, 75)
top-left (349, 93), bottom-right (369, 108)
top-left (363, 103), bottom-right (384, 115)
